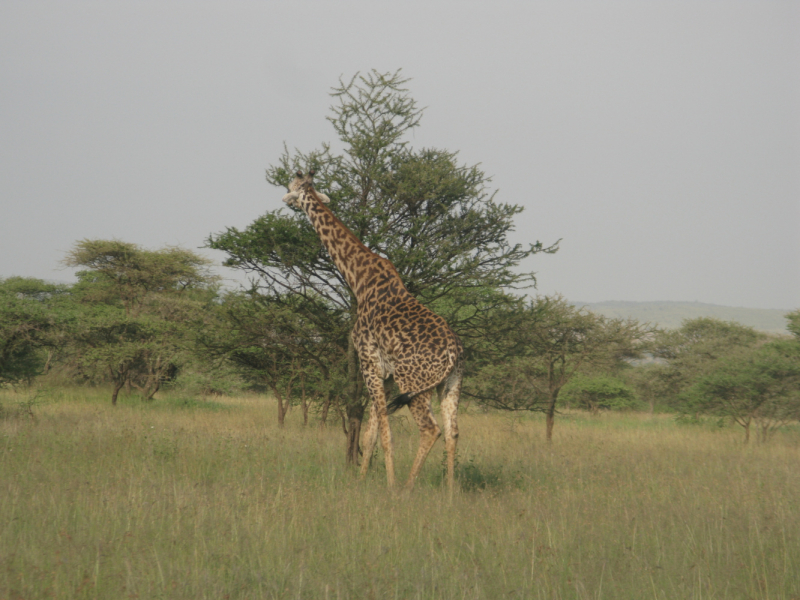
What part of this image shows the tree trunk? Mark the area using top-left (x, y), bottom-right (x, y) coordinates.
top-left (300, 373), bottom-right (308, 426)
top-left (545, 362), bottom-right (557, 443)
top-left (111, 379), bottom-right (125, 406)
top-left (344, 332), bottom-right (365, 464)
top-left (277, 394), bottom-right (287, 427)
top-left (145, 380), bottom-right (160, 401)
top-left (143, 357), bottom-right (165, 401)
top-left (546, 391), bottom-right (558, 443)
top-left (269, 384), bottom-right (288, 427)
top-left (744, 418), bottom-right (751, 444)
top-left (546, 407), bottom-right (555, 442)
top-left (545, 365), bottom-right (560, 442)
top-left (346, 409), bottom-right (363, 464)
top-left (319, 390), bottom-right (331, 428)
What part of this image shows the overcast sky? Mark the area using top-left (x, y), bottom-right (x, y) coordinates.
top-left (1, 1), bottom-right (797, 310)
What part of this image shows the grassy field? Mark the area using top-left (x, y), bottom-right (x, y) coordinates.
top-left (1, 389), bottom-right (799, 599)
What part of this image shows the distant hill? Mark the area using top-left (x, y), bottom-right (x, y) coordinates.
top-left (574, 301), bottom-right (793, 334)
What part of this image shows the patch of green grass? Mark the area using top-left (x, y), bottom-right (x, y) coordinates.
top-left (454, 456), bottom-right (504, 491)
top-left (0, 388), bottom-right (44, 421)
top-left (154, 393), bottom-right (231, 412)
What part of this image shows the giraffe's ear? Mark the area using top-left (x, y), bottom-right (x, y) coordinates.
top-left (282, 191), bottom-right (301, 205)
top-left (316, 192), bottom-right (331, 204)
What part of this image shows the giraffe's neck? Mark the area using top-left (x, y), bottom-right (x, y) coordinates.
top-left (299, 190), bottom-right (389, 303)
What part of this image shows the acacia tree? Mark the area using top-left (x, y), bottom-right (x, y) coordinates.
top-left (201, 291), bottom-right (348, 427)
top-left (679, 311), bottom-right (800, 442)
top-left (208, 70), bottom-right (556, 461)
top-left (470, 295), bottom-right (650, 441)
top-left (65, 240), bottom-right (215, 317)
top-left (0, 277), bottom-right (73, 385)
top-left (684, 341), bottom-right (800, 442)
top-left (64, 240), bottom-right (219, 403)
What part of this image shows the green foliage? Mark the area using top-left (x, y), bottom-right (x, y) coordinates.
top-left (198, 291), bottom-right (349, 425)
top-left (560, 374), bottom-right (638, 413)
top-left (64, 239), bottom-right (218, 316)
top-left (469, 295), bottom-right (650, 416)
top-left (622, 362), bottom-right (674, 413)
top-left (651, 317), bottom-right (764, 410)
top-left (63, 241), bottom-right (220, 403)
top-left (683, 339), bottom-right (800, 441)
top-left (0, 277), bottom-right (74, 385)
top-left (654, 317), bottom-right (762, 359)
top-left (167, 361), bottom-right (246, 397)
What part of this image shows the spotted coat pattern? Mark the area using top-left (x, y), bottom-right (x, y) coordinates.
top-left (283, 172), bottom-right (464, 491)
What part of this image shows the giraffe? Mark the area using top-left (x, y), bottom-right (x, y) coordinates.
top-left (282, 171), bottom-right (464, 492)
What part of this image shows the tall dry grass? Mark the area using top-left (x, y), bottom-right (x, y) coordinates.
top-left (1, 388), bottom-right (798, 599)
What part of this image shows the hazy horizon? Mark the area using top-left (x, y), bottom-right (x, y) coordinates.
top-left (2, 2), bottom-right (797, 310)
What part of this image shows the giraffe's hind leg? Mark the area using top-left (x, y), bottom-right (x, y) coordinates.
top-left (404, 389), bottom-right (440, 491)
top-left (439, 369), bottom-right (463, 495)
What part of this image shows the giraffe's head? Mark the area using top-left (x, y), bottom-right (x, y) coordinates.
top-left (282, 170), bottom-right (330, 208)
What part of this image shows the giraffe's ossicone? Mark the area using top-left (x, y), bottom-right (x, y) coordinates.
top-left (282, 171), bottom-right (464, 492)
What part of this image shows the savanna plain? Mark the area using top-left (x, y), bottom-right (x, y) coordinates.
top-left (1, 389), bottom-right (798, 600)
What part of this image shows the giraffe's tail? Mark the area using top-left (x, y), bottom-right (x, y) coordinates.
top-left (386, 391), bottom-right (417, 415)
top-left (386, 363), bottom-right (462, 415)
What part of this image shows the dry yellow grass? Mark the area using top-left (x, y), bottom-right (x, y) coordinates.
top-left (1, 388), bottom-right (799, 599)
